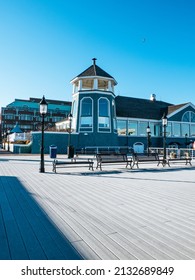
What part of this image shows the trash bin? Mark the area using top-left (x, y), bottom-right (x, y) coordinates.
top-left (67, 145), bottom-right (74, 158)
top-left (49, 145), bottom-right (57, 158)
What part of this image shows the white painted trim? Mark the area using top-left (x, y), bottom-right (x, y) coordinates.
top-left (167, 102), bottom-right (195, 118)
top-left (70, 76), bottom-right (117, 85)
top-left (77, 90), bottom-right (115, 97)
top-left (117, 117), bottom-right (160, 122)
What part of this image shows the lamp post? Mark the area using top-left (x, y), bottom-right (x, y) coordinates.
top-left (2, 133), bottom-right (4, 149)
top-left (185, 133), bottom-right (188, 148)
top-left (7, 130), bottom-right (10, 152)
top-left (146, 124), bottom-right (151, 155)
top-left (162, 113), bottom-right (168, 166)
top-left (67, 113), bottom-right (73, 158)
top-left (39, 95), bottom-right (48, 173)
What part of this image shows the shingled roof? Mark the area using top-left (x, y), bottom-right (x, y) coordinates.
top-left (72, 58), bottom-right (116, 82)
top-left (115, 96), bottom-right (173, 120)
top-left (167, 103), bottom-right (188, 115)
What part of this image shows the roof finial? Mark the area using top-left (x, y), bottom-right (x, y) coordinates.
top-left (92, 58), bottom-right (97, 65)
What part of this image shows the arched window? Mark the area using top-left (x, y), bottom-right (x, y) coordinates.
top-left (79, 97), bottom-right (93, 131)
top-left (72, 98), bottom-right (78, 131)
top-left (98, 98), bottom-right (110, 131)
top-left (112, 100), bottom-right (117, 133)
top-left (182, 111), bottom-right (195, 122)
top-left (181, 111), bottom-right (195, 136)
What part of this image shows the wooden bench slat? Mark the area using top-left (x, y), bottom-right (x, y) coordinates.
top-left (132, 153), bottom-right (160, 168)
top-left (53, 159), bottom-right (94, 173)
top-left (96, 153), bottom-right (132, 171)
top-left (167, 157), bottom-right (192, 166)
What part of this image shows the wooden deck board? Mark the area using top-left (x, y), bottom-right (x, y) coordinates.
top-left (0, 156), bottom-right (195, 259)
top-left (0, 206), bottom-right (11, 259)
top-left (0, 177), bottom-right (29, 259)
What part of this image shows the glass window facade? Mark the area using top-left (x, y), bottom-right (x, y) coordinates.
top-left (116, 115), bottom-right (195, 139)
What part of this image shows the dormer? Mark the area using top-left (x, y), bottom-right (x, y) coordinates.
top-left (70, 58), bottom-right (117, 96)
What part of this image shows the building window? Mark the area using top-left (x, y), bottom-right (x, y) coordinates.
top-left (166, 123), bottom-right (172, 137)
top-left (20, 115), bottom-right (33, 121)
top-left (112, 100), bottom-right (117, 133)
top-left (128, 121), bottom-right (137, 135)
top-left (98, 98), bottom-right (110, 131)
top-left (52, 116), bottom-right (63, 122)
top-left (182, 111), bottom-right (195, 122)
top-left (80, 97), bottom-right (93, 131)
top-left (72, 98), bottom-right (78, 131)
top-left (117, 120), bottom-right (127, 135)
top-left (190, 124), bottom-right (195, 136)
top-left (150, 122), bottom-right (160, 136)
top-left (138, 122), bottom-right (148, 136)
top-left (5, 114), bottom-right (15, 120)
top-left (172, 122), bottom-right (181, 137)
top-left (181, 123), bottom-right (190, 136)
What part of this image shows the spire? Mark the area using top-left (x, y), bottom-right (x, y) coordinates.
top-left (92, 58), bottom-right (97, 76)
top-left (92, 58), bottom-right (97, 65)
top-left (92, 58), bottom-right (97, 75)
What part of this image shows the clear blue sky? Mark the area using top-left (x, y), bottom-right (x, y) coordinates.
top-left (0, 0), bottom-right (195, 108)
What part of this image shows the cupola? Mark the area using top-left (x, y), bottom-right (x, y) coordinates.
top-left (70, 58), bottom-right (117, 95)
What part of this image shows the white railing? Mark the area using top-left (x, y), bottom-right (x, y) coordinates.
top-left (151, 147), bottom-right (195, 160)
top-left (83, 146), bottom-right (131, 154)
top-left (83, 146), bottom-right (195, 159)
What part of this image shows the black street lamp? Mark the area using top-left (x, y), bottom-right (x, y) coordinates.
top-left (39, 95), bottom-right (48, 173)
top-left (7, 130), bottom-right (10, 152)
top-left (2, 133), bottom-right (5, 149)
top-left (67, 113), bottom-right (73, 158)
top-left (185, 133), bottom-right (188, 148)
top-left (162, 113), bottom-right (168, 166)
top-left (146, 124), bottom-right (151, 155)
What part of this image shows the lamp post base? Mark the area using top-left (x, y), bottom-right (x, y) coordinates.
top-left (39, 159), bottom-right (45, 173)
top-left (162, 158), bottom-right (168, 167)
top-left (39, 166), bottom-right (45, 173)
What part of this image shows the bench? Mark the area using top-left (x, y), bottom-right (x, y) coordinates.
top-left (167, 157), bottom-right (192, 167)
top-left (52, 158), bottom-right (94, 173)
top-left (132, 153), bottom-right (161, 168)
top-left (96, 153), bottom-right (132, 171)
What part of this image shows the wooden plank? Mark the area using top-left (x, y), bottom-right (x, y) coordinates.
top-left (0, 206), bottom-right (11, 259)
top-left (0, 177), bottom-right (29, 259)
top-left (11, 176), bottom-right (82, 260)
top-left (1, 176), bottom-right (47, 260)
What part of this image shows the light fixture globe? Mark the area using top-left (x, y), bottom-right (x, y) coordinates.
top-left (40, 95), bottom-right (48, 115)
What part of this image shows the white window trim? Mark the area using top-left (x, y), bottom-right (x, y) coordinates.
top-left (98, 97), bottom-right (111, 133)
top-left (79, 97), bottom-right (93, 133)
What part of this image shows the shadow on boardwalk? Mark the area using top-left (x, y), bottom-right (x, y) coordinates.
top-left (0, 176), bottom-right (82, 260)
top-left (48, 166), bottom-right (195, 184)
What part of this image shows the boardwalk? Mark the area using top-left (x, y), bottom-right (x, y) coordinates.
top-left (0, 153), bottom-right (195, 260)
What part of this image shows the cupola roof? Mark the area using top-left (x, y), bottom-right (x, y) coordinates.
top-left (71, 59), bottom-right (117, 85)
